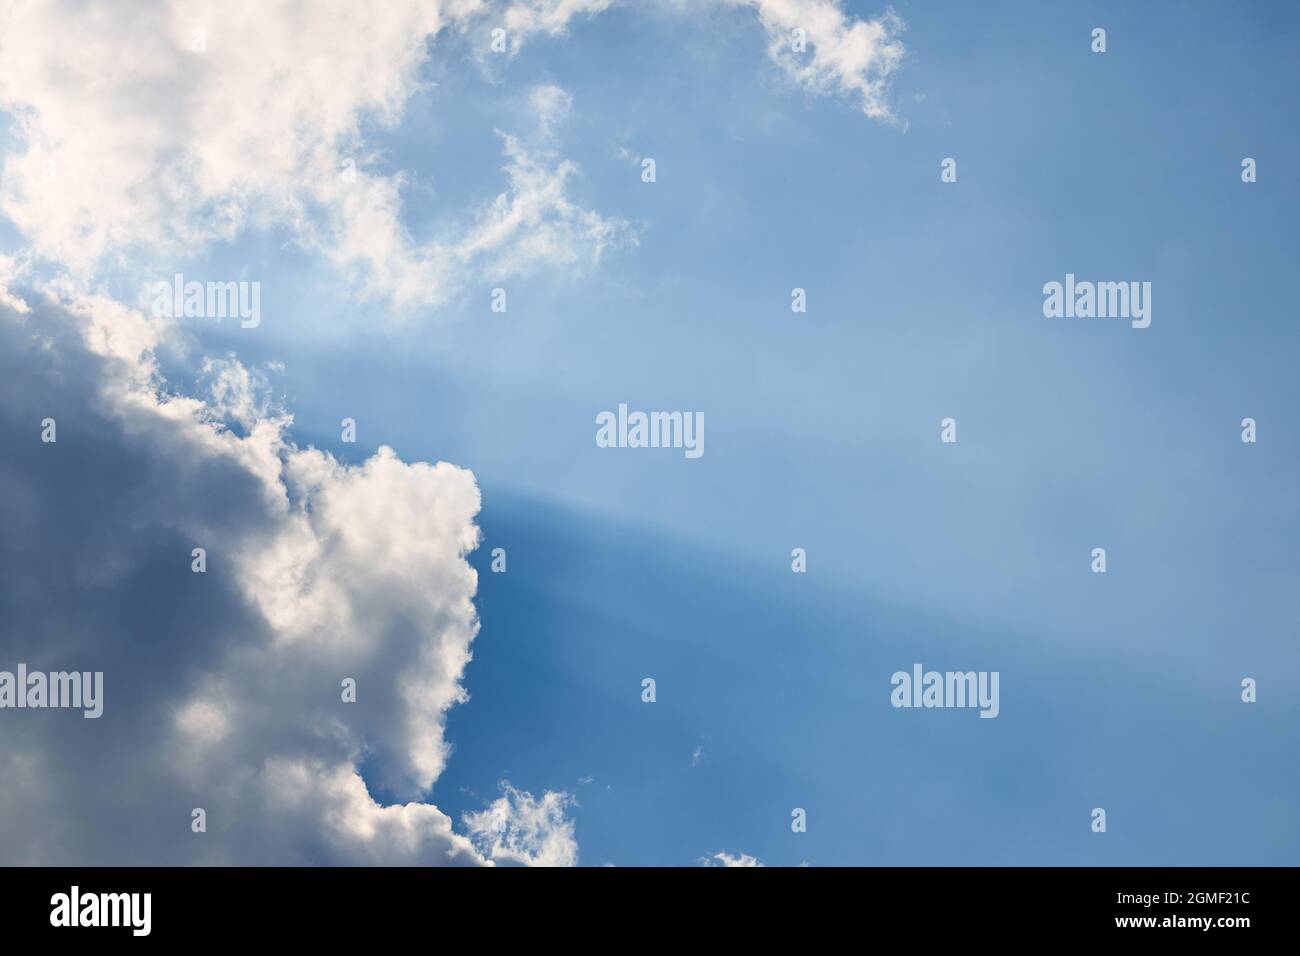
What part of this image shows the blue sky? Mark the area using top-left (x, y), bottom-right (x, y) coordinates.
top-left (1, 1), bottom-right (1297, 866)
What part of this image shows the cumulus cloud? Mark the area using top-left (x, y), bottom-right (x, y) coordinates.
top-left (0, 0), bottom-right (628, 309)
top-left (0, 0), bottom-right (610, 868)
top-left (0, 281), bottom-right (575, 864)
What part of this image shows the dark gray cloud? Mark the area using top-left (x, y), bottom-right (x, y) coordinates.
top-left (0, 291), bottom-right (571, 865)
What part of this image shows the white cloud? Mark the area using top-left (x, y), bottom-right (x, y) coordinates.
top-left (464, 782), bottom-right (579, 866)
top-left (298, 91), bottom-right (632, 309)
top-left (0, 253), bottom-right (30, 313)
top-left (729, 0), bottom-right (906, 120)
top-left (530, 84), bottom-right (574, 141)
top-left (0, 0), bottom-right (628, 309)
top-left (704, 850), bottom-right (765, 867)
top-left (0, 0), bottom-right (435, 272)
top-left (501, 0), bottom-right (614, 50)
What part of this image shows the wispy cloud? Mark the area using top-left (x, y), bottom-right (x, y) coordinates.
top-left (730, 0), bottom-right (906, 121)
top-left (703, 850), bottom-right (765, 867)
